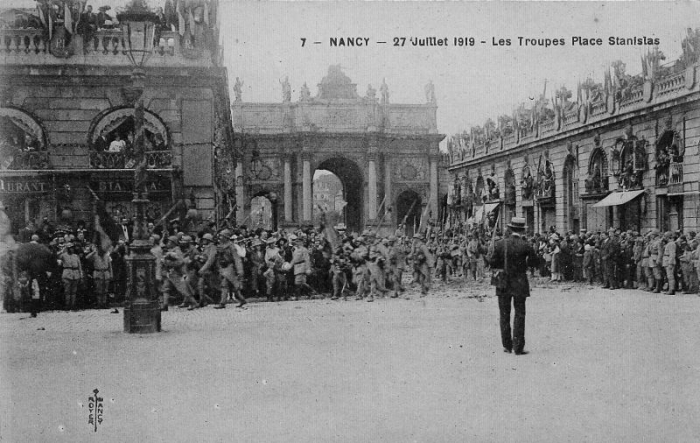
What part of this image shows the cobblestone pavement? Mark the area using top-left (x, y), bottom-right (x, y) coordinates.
top-left (1, 281), bottom-right (699, 442)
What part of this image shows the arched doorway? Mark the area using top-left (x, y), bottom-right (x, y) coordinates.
top-left (315, 157), bottom-right (363, 233)
top-left (563, 155), bottom-right (579, 233)
top-left (396, 189), bottom-right (422, 238)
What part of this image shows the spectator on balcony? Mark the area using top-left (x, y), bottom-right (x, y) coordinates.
top-left (94, 133), bottom-right (109, 152)
top-left (108, 134), bottom-right (126, 153)
top-left (152, 133), bottom-right (166, 151)
top-left (23, 134), bottom-right (40, 152)
top-left (78, 5), bottom-right (99, 46)
top-left (97, 6), bottom-right (113, 29)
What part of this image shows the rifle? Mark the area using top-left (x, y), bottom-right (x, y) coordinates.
top-left (401, 199), bottom-right (419, 226)
top-left (364, 194), bottom-right (387, 231)
top-left (418, 194), bottom-right (432, 233)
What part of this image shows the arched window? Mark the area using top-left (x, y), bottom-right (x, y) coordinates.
top-left (475, 175), bottom-right (485, 203)
top-left (88, 107), bottom-right (171, 169)
top-left (655, 130), bottom-right (682, 186)
top-left (504, 169), bottom-right (516, 205)
top-left (0, 107), bottom-right (49, 170)
top-left (585, 148), bottom-right (609, 194)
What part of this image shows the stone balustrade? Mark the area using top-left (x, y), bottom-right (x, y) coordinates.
top-left (656, 71), bottom-right (686, 97)
top-left (0, 28), bottom-right (215, 67)
top-left (449, 64), bottom-right (699, 166)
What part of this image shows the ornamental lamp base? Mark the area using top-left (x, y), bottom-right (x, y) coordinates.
top-left (124, 301), bottom-right (161, 333)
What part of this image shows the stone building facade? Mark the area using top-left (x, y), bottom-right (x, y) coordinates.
top-left (231, 66), bottom-right (446, 234)
top-left (447, 41), bottom-right (700, 235)
top-left (0, 2), bottom-right (234, 234)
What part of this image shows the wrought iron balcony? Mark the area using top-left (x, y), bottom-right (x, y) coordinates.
top-left (2, 150), bottom-right (51, 170)
top-left (655, 161), bottom-right (682, 187)
top-left (669, 161), bottom-right (683, 185)
top-left (89, 150), bottom-right (172, 169)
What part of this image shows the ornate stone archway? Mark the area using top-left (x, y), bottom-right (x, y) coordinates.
top-left (230, 66), bottom-right (445, 232)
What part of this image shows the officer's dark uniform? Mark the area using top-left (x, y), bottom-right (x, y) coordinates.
top-left (489, 219), bottom-right (535, 355)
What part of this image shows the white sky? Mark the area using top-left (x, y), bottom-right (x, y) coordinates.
top-left (5, 1), bottom-right (700, 148)
top-left (220, 1), bottom-right (700, 147)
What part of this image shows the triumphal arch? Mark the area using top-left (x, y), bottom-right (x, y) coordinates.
top-left (231, 66), bottom-right (445, 233)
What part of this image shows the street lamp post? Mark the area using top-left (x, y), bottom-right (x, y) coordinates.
top-left (118, 9), bottom-right (160, 333)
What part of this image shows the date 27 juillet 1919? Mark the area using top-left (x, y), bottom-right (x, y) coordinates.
top-left (300, 36), bottom-right (660, 47)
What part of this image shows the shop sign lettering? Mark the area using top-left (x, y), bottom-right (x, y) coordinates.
top-left (0, 180), bottom-right (48, 193)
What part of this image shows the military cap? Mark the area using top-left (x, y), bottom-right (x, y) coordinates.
top-left (202, 233), bottom-right (214, 241)
top-left (218, 229), bottom-right (232, 238)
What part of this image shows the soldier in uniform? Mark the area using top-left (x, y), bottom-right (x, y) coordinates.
top-left (196, 233), bottom-right (218, 306)
top-left (263, 237), bottom-right (284, 302)
top-left (488, 217), bottom-right (535, 355)
top-left (385, 236), bottom-right (402, 298)
top-left (662, 231), bottom-right (677, 295)
top-left (600, 230), bottom-right (618, 290)
top-left (351, 236), bottom-right (370, 300)
top-left (211, 229), bottom-right (246, 309)
top-left (329, 248), bottom-right (351, 301)
top-left (290, 235), bottom-right (313, 300)
top-left (410, 233), bottom-right (434, 296)
top-left (653, 231), bottom-right (667, 293)
top-left (162, 235), bottom-right (200, 310)
top-left (647, 230), bottom-right (660, 292)
top-left (58, 242), bottom-right (83, 310)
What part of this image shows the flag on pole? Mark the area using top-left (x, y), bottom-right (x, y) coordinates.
top-left (36, 3), bottom-right (46, 28)
top-left (188, 6), bottom-right (195, 36)
top-left (64, 2), bottom-right (73, 34)
top-left (176, 0), bottom-right (186, 37)
top-left (48, 6), bottom-right (53, 40)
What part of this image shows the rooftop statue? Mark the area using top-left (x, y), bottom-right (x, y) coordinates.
top-left (425, 80), bottom-right (436, 104)
top-left (380, 78), bottom-right (389, 104)
top-left (280, 76), bottom-right (291, 103)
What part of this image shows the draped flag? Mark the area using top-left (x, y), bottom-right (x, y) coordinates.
top-left (64, 2), bottom-right (73, 34)
top-left (176, 0), bottom-right (186, 37)
top-left (36, 3), bottom-right (47, 28)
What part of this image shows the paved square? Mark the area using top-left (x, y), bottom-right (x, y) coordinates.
top-left (1, 284), bottom-right (699, 442)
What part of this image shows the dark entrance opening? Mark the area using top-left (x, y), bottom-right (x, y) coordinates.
top-left (396, 190), bottom-right (422, 238)
top-left (315, 157), bottom-right (363, 233)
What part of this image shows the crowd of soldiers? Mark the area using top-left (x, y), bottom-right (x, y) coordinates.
top-left (1, 218), bottom-right (439, 314)
top-left (4, 215), bottom-right (699, 316)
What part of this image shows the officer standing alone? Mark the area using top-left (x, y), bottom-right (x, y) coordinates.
top-left (488, 217), bottom-right (535, 355)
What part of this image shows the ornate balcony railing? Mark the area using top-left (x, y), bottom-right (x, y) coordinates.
top-left (89, 150), bottom-right (172, 169)
top-left (669, 161), bottom-right (683, 185)
top-left (3, 150), bottom-right (51, 170)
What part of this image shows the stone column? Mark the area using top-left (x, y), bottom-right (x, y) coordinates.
top-left (283, 155), bottom-right (293, 222)
top-left (302, 155), bottom-right (312, 222)
top-left (368, 155), bottom-right (378, 220)
top-left (429, 154), bottom-right (439, 221)
top-left (235, 162), bottom-right (245, 222)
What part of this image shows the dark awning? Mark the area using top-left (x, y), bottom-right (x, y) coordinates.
top-left (592, 190), bottom-right (645, 207)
